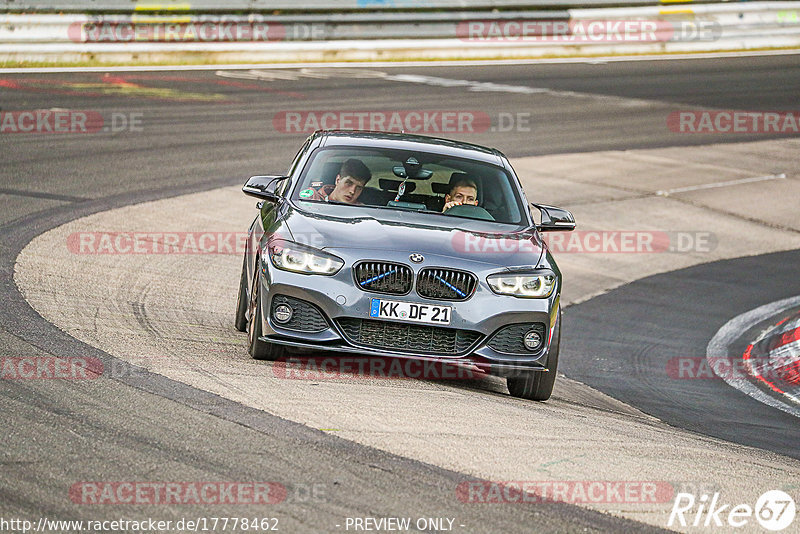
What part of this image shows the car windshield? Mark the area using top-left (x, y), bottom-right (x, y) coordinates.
top-left (290, 147), bottom-right (526, 225)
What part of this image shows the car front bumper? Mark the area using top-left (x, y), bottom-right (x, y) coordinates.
top-left (256, 255), bottom-right (560, 376)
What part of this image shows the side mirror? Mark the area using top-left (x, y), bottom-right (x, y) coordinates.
top-left (242, 175), bottom-right (288, 203)
top-left (532, 203), bottom-right (576, 232)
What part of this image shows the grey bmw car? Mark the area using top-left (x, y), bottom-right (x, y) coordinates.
top-left (235, 130), bottom-right (575, 401)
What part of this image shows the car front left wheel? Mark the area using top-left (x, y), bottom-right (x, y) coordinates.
top-left (506, 308), bottom-right (561, 401)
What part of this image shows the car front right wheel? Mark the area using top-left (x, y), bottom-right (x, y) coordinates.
top-left (234, 254), bottom-right (249, 332)
top-left (247, 264), bottom-right (286, 361)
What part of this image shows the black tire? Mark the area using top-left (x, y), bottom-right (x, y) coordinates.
top-left (234, 254), bottom-right (249, 332)
top-left (247, 264), bottom-right (285, 361)
top-left (507, 309), bottom-right (561, 401)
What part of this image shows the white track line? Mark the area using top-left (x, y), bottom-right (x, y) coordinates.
top-left (656, 173), bottom-right (787, 196)
top-left (1, 49), bottom-right (799, 74)
top-left (707, 295), bottom-right (800, 419)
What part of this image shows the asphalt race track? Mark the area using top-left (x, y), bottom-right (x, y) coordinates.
top-left (561, 249), bottom-right (800, 460)
top-left (2, 53), bottom-right (800, 533)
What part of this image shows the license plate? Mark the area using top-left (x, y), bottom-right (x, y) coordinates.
top-left (369, 298), bottom-right (452, 325)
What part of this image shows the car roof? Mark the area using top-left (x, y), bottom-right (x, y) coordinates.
top-left (313, 130), bottom-right (505, 166)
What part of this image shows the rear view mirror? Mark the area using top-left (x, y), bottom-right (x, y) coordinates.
top-left (392, 166), bottom-right (433, 180)
top-left (242, 175), bottom-right (288, 203)
top-left (532, 203), bottom-right (576, 232)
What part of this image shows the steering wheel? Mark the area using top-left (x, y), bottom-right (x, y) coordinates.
top-left (443, 204), bottom-right (495, 221)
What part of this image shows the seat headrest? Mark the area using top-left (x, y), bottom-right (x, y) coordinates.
top-left (319, 161), bottom-right (342, 185)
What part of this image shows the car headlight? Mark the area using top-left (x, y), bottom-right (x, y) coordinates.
top-left (487, 271), bottom-right (556, 298)
top-left (267, 240), bottom-right (344, 275)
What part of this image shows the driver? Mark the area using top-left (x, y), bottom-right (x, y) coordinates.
top-left (312, 158), bottom-right (371, 204)
top-left (442, 177), bottom-right (479, 212)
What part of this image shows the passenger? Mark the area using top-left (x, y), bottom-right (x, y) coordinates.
top-left (442, 177), bottom-right (479, 212)
top-left (312, 158), bottom-right (371, 204)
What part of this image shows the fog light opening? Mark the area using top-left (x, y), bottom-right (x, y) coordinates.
top-left (523, 330), bottom-right (542, 351)
top-left (273, 304), bottom-right (293, 324)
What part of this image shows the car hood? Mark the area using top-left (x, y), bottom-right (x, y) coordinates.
top-left (283, 205), bottom-right (544, 269)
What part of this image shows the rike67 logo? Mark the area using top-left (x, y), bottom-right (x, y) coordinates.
top-left (668, 490), bottom-right (796, 531)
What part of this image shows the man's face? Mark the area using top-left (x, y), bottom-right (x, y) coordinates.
top-left (445, 186), bottom-right (478, 206)
top-left (329, 175), bottom-right (366, 204)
